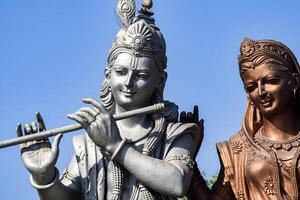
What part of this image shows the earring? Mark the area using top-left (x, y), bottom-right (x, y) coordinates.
top-left (293, 88), bottom-right (298, 99)
top-left (250, 101), bottom-right (255, 107)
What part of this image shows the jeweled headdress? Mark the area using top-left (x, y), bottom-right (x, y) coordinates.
top-left (238, 38), bottom-right (300, 74)
top-left (108, 0), bottom-right (167, 71)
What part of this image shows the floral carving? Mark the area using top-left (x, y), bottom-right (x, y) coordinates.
top-left (231, 139), bottom-right (243, 154)
top-left (240, 39), bottom-right (256, 57)
top-left (239, 38), bottom-right (294, 69)
top-left (127, 20), bottom-right (152, 50)
top-left (263, 176), bottom-right (275, 196)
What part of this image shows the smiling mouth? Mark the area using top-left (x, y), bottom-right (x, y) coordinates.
top-left (121, 90), bottom-right (136, 97)
top-left (260, 99), bottom-right (272, 107)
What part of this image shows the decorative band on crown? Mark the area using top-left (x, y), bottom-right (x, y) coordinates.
top-left (238, 38), bottom-right (295, 69)
top-left (108, 44), bottom-right (166, 71)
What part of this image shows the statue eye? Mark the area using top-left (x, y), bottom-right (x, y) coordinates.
top-left (246, 84), bottom-right (256, 93)
top-left (138, 73), bottom-right (149, 80)
top-left (265, 77), bottom-right (280, 85)
top-left (114, 67), bottom-right (127, 76)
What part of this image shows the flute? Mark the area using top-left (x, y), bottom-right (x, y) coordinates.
top-left (0, 103), bottom-right (164, 149)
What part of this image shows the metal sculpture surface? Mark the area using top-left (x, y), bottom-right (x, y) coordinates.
top-left (16, 0), bottom-right (200, 199)
top-left (186, 38), bottom-right (300, 200)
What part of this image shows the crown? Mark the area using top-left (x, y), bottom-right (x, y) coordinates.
top-left (108, 0), bottom-right (167, 71)
top-left (238, 38), bottom-right (297, 69)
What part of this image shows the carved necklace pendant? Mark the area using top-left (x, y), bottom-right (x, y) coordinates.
top-left (254, 128), bottom-right (300, 171)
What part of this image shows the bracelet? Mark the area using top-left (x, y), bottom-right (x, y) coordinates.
top-left (166, 155), bottom-right (195, 169)
top-left (30, 168), bottom-right (59, 190)
top-left (111, 138), bottom-right (127, 160)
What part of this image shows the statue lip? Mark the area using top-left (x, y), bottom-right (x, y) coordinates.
top-left (260, 99), bottom-right (272, 107)
top-left (121, 90), bottom-right (136, 97)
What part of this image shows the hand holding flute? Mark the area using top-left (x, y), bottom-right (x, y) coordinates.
top-left (16, 98), bottom-right (164, 186)
top-left (67, 98), bottom-right (123, 155)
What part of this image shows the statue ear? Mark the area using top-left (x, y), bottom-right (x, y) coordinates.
top-left (104, 67), bottom-right (111, 79)
top-left (158, 71), bottom-right (167, 89)
top-left (291, 73), bottom-right (300, 88)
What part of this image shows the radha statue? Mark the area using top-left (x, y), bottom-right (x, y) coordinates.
top-left (187, 38), bottom-right (300, 200)
top-left (17, 0), bottom-right (200, 199)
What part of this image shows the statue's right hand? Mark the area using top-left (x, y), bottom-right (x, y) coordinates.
top-left (17, 112), bottom-right (63, 184)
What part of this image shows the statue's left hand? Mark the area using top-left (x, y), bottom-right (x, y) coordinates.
top-left (179, 105), bottom-right (204, 158)
top-left (68, 98), bottom-right (122, 153)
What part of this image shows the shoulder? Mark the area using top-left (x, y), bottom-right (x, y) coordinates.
top-left (216, 130), bottom-right (247, 182)
top-left (163, 122), bottom-right (200, 157)
top-left (165, 122), bottom-right (199, 140)
top-left (216, 130), bottom-right (246, 154)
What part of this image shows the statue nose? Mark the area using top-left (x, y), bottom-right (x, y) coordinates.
top-left (258, 81), bottom-right (267, 96)
top-left (124, 71), bottom-right (134, 88)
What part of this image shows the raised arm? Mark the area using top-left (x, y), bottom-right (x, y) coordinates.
top-left (180, 106), bottom-right (236, 200)
top-left (18, 113), bottom-right (82, 200)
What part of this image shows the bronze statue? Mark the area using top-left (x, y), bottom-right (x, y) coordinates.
top-left (16, 0), bottom-right (200, 199)
top-left (187, 38), bottom-right (300, 200)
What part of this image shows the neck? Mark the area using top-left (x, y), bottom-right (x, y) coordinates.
top-left (262, 107), bottom-right (300, 141)
top-left (114, 104), bottom-right (152, 129)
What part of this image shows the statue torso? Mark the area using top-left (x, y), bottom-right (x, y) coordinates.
top-left (218, 130), bottom-right (300, 200)
top-left (71, 122), bottom-right (197, 200)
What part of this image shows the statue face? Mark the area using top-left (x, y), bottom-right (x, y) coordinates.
top-left (243, 63), bottom-right (293, 117)
top-left (109, 53), bottom-right (162, 110)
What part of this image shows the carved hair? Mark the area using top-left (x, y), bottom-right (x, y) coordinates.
top-left (240, 56), bottom-right (290, 79)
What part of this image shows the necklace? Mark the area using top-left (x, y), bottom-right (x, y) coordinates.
top-left (254, 128), bottom-right (300, 151)
top-left (254, 127), bottom-right (300, 171)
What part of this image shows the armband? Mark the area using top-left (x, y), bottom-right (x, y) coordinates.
top-left (166, 155), bottom-right (195, 169)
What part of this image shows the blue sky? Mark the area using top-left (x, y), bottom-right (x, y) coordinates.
top-left (0, 0), bottom-right (300, 199)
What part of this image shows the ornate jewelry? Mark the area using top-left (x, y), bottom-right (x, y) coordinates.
top-left (254, 128), bottom-right (300, 151)
top-left (294, 88), bottom-right (298, 100)
top-left (238, 38), bottom-right (297, 72)
top-left (30, 167), bottom-right (60, 190)
top-left (127, 20), bottom-right (152, 51)
top-left (254, 128), bottom-right (300, 171)
top-left (108, 0), bottom-right (167, 72)
top-left (166, 155), bottom-right (195, 169)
